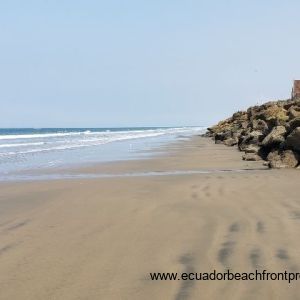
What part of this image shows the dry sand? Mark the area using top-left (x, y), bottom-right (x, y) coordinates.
top-left (0, 137), bottom-right (300, 299)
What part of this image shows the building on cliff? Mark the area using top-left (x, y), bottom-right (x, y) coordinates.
top-left (292, 80), bottom-right (300, 99)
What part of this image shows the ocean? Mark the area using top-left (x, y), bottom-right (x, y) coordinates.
top-left (0, 127), bottom-right (205, 180)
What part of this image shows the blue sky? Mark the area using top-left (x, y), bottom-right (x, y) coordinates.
top-left (0, 0), bottom-right (300, 127)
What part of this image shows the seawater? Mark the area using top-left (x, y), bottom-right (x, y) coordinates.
top-left (0, 127), bottom-right (205, 179)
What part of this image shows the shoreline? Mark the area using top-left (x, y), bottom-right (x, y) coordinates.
top-left (0, 127), bottom-right (205, 178)
top-left (0, 136), bottom-right (268, 182)
top-left (1, 137), bottom-right (300, 299)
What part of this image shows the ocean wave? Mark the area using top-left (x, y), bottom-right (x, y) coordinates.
top-left (0, 127), bottom-right (205, 158)
top-left (0, 142), bottom-right (45, 148)
top-left (0, 133), bottom-right (163, 156)
top-left (0, 127), bottom-right (203, 140)
top-left (0, 131), bottom-right (88, 140)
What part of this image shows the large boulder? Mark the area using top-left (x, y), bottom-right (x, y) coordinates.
top-left (288, 106), bottom-right (300, 119)
top-left (232, 111), bottom-right (248, 122)
top-left (232, 129), bottom-right (244, 140)
top-left (261, 126), bottom-right (286, 147)
top-left (238, 135), bottom-right (253, 151)
top-left (283, 99), bottom-right (300, 110)
top-left (241, 121), bottom-right (249, 129)
top-left (238, 130), bottom-right (265, 150)
top-left (215, 131), bottom-right (232, 142)
top-left (285, 127), bottom-right (300, 152)
top-left (247, 106), bottom-right (261, 120)
top-left (288, 117), bottom-right (300, 132)
top-left (254, 105), bottom-right (289, 127)
top-left (249, 130), bottom-right (265, 142)
top-left (242, 153), bottom-right (261, 161)
top-left (267, 150), bottom-right (299, 168)
top-left (251, 119), bottom-right (269, 134)
top-left (223, 137), bottom-right (238, 146)
top-left (243, 144), bottom-right (261, 154)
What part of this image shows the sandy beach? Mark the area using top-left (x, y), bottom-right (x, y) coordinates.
top-left (0, 136), bottom-right (300, 300)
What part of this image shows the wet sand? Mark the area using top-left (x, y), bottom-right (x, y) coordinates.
top-left (0, 137), bottom-right (300, 299)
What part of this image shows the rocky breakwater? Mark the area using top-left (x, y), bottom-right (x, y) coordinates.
top-left (205, 98), bottom-right (300, 168)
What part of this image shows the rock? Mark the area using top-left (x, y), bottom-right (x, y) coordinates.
top-left (254, 105), bottom-right (288, 126)
top-left (232, 129), bottom-right (243, 139)
top-left (242, 153), bottom-right (261, 161)
top-left (251, 119), bottom-right (269, 134)
top-left (249, 130), bottom-right (265, 142)
top-left (247, 106), bottom-right (261, 119)
top-left (288, 106), bottom-right (300, 119)
top-left (285, 127), bottom-right (300, 152)
top-left (223, 137), bottom-right (238, 146)
top-left (238, 130), bottom-right (264, 151)
top-left (261, 126), bottom-right (286, 147)
top-left (215, 140), bottom-right (223, 144)
top-left (288, 117), bottom-right (300, 132)
top-left (267, 150), bottom-right (279, 161)
top-left (267, 150), bottom-right (299, 168)
top-left (205, 97), bottom-right (300, 168)
top-left (243, 144), bottom-right (261, 154)
top-left (283, 99), bottom-right (300, 110)
top-left (282, 151), bottom-right (298, 168)
top-left (215, 131), bottom-right (231, 142)
top-left (241, 121), bottom-right (249, 129)
top-left (232, 111), bottom-right (248, 121)
top-left (263, 101), bottom-right (278, 108)
top-left (238, 135), bottom-right (252, 151)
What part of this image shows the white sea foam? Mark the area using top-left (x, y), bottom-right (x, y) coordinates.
top-left (0, 132), bottom-right (85, 140)
top-left (0, 142), bottom-right (45, 148)
top-left (0, 127), bottom-right (206, 162)
top-left (0, 127), bottom-right (202, 141)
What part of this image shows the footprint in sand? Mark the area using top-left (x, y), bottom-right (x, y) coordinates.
top-left (229, 222), bottom-right (240, 233)
top-left (191, 192), bottom-right (198, 200)
top-left (218, 240), bottom-right (235, 266)
top-left (256, 221), bottom-right (265, 233)
top-left (249, 248), bottom-right (262, 268)
top-left (218, 186), bottom-right (224, 195)
top-left (276, 249), bottom-right (289, 260)
top-left (290, 210), bottom-right (300, 220)
top-left (275, 249), bottom-right (299, 272)
top-left (201, 185), bottom-right (211, 198)
top-left (217, 222), bottom-right (241, 267)
top-left (175, 254), bottom-right (195, 300)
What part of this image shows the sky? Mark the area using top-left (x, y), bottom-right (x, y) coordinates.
top-left (1, 0), bottom-right (300, 128)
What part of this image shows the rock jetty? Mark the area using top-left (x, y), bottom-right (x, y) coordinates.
top-left (205, 98), bottom-right (300, 168)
